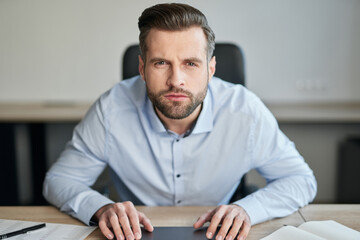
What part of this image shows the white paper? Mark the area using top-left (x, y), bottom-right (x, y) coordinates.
top-left (260, 225), bottom-right (326, 240)
top-left (0, 219), bottom-right (96, 240)
top-left (298, 220), bottom-right (360, 240)
top-left (261, 220), bottom-right (360, 240)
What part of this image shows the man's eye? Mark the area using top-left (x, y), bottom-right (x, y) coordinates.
top-left (187, 62), bottom-right (196, 67)
top-left (156, 61), bottom-right (166, 65)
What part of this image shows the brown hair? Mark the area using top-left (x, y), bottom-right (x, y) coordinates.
top-left (138, 3), bottom-right (215, 62)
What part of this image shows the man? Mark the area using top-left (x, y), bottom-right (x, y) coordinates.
top-left (43, 3), bottom-right (317, 240)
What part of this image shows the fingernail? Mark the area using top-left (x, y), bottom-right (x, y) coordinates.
top-left (126, 235), bottom-right (133, 240)
top-left (226, 236), bottom-right (233, 240)
top-left (207, 232), bottom-right (213, 239)
top-left (107, 234), bottom-right (113, 239)
top-left (135, 233), bottom-right (141, 239)
top-left (216, 235), bottom-right (223, 240)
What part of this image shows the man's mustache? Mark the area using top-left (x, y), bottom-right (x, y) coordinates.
top-left (159, 87), bottom-right (192, 97)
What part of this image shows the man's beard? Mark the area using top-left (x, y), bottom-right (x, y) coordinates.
top-left (146, 83), bottom-right (208, 120)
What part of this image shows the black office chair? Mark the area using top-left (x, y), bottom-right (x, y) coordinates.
top-left (122, 43), bottom-right (256, 202)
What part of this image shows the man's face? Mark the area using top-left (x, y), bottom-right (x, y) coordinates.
top-left (139, 27), bottom-right (216, 120)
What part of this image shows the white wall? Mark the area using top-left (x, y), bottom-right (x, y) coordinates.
top-left (1, 0), bottom-right (359, 103)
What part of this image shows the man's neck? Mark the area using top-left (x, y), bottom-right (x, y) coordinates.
top-left (154, 104), bottom-right (202, 135)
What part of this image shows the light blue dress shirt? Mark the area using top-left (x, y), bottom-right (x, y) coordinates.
top-left (43, 76), bottom-right (317, 226)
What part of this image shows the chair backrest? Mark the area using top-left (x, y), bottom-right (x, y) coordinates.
top-left (122, 43), bottom-right (245, 86)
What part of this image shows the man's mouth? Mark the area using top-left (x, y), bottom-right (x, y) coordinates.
top-left (164, 93), bottom-right (189, 101)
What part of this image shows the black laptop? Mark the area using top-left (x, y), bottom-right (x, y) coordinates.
top-left (141, 227), bottom-right (222, 240)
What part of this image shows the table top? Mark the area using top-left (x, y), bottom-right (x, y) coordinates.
top-left (0, 204), bottom-right (358, 240)
top-left (0, 102), bottom-right (90, 122)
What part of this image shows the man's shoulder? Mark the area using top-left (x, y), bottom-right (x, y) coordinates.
top-left (209, 77), bottom-right (274, 125)
top-left (96, 76), bottom-right (146, 114)
top-left (102, 75), bottom-right (145, 101)
top-left (209, 77), bottom-right (261, 111)
top-left (209, 77), bottom-right (247, 96)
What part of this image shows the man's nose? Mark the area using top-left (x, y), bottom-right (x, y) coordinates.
top-left (166, 66), bottom-right (185, 87)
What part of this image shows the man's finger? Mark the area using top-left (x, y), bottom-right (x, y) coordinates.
top-left (193, 209), bottom-right (214, 229)
top-left (138, 212), bottom-right (154, 232)
top-left (109, 213), bottom-right (125, 240)
top-left (127, 210), bottom-right (141, 239)
top-left (206, 206), bottom-right (227, 239)
top-left (237, 220), bottom-right (251, 240)
top-left (117, 212), bottom-right (134, 240)
top-left (98, 219), bottom-right (115, 240)
top-left (216, 213), bottom-right (236, 240)
top-left (225, 215), bottom-right (243, 240)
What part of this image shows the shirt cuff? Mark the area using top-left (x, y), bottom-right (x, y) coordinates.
top-left (233, 194), bottom-right (269, 225)
top-left (75, 193), bottom-right (114, 225)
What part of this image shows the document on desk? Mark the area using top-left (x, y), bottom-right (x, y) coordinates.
top-left (260, 220), bottom-right (360, 240)
top-left (0, 219), bottom-right (96, 240)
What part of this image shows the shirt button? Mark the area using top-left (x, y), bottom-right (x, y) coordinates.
top-left (176, 174), bottom-right (181, 178)
top-left (176, 139), bottom-right (180, 142)
top-left (177, 200), bottom-right (181, 204)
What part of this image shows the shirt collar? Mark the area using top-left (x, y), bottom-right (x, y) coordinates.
top-left (144, 87), bottom-right (214, 135)
top-left (191, 89), bottom-right (213, 134)
top-left (145, 95), bottom-right (167, 133)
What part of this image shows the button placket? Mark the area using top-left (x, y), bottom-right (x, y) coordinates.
top-left (172, 137), bottom-right (184, 205)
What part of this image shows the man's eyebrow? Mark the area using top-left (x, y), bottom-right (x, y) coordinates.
top-left (148, 57), bottom-right (204, 64)
top-left (149, 57), bottom-right (167, 64)
top-left (184, 57), bottom-right (203, 63)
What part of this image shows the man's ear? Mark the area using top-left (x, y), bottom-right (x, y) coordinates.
top-left (208, 56), bottom-right (216, 82)
top-left (138, 55), bottom-right (145, 81)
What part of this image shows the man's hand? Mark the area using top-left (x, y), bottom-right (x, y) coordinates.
top-left (93, 201), bottom-right (153, 240)
top-left (193, 204), bottom-right (251, 240)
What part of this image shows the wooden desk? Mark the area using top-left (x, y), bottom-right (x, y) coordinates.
top-left (0, 205), bottom-right (303, 240)
top-left (0, 205), bottom-right (358, 239)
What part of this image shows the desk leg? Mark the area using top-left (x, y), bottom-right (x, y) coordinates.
top-left (29, 123), bottom-right (48, 205)
top-left (0, 123), bottom-right (19, 205)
